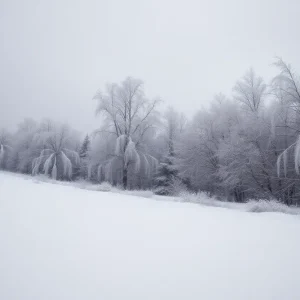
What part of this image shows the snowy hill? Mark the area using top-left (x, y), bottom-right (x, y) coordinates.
top-left (0, 172), bottom-right (300, 300)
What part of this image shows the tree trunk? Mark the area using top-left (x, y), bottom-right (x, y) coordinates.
top-left (122, 135), bottom-right (129, 189)
top-left (123, 167), bottom-right (128, 189)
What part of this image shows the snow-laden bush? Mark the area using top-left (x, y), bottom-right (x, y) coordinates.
top-left (245, 200), bottom-right (300, 215)
top-left (97, 182), bottom-right (112, 192)
top-left (179, 191), bottom-right (239, 209)
top-left (170, 177), bottom-right (188, 196)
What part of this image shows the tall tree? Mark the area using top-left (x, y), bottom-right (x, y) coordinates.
top-left (93, 77), bottom-right (160, 189)
top-left (273, 58), bottom-right (300, 204)
top-left (154, 107), bottom-right (185, 195)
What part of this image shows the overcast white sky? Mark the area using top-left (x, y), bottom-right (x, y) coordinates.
top-left (1, 0), bottom-right (300, 133)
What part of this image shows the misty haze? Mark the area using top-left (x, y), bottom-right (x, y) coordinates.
top-left (1, 1), bottom-right (300, 299)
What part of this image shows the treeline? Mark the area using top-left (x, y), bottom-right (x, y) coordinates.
top-left (1, 57), bottom-right (300, 205)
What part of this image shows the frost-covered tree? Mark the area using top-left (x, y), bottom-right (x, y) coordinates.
top-left (79, 135), bottom-right (90, 159)
top-left (177, 96), bottom-right (238, 196)
top-left (78, 134), bottom-right (91, 179)
top-left (93, 77), bottom-right (160, 189)
top-left (272, 58), bottom-right (300, 204)
top-left (154, 107), bottom-right (186, 195)
top-left (272, 58), bottom-right (300, 108)
top-left (233, 68), bottom-right (266, 113)
top-left (32, 121), bottom-right (80, 180)
top-left (0, 129), bottom-right (12, 170)
top-left (8, 119), bottom-right (39, 173)
top-left (217, 111), bottom-right (276, 201)
top-left (154, 156), bottom-right (179, 195)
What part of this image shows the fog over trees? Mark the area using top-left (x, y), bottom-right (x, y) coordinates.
top-left (2, 58), bottom-right (300, 205)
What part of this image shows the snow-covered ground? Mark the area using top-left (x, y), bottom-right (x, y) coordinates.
top-left (1, 172), bottom-right (300, 300)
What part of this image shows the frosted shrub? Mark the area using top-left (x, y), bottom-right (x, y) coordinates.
top-left (170, 177), bottom-right (188, 196)
top-left (97, 181), bottom-right (112, 192)
top-left (179, 191), bottom-right (241, 209)
top-left (245, 200), bottom-right (300, 215)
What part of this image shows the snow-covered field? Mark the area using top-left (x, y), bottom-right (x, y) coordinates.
top-left (1, 172), bottom-right (300, 300)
